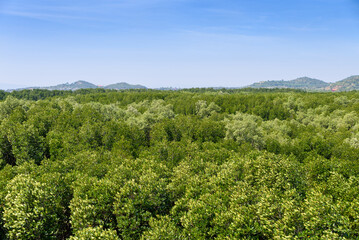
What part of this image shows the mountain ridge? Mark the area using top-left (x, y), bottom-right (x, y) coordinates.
top-left (247, 75), bottom-right (359, 91)
top-left (104, 82), bottom-right (147, 90)
top-left (5, 76), bottom-right (359, 92)
top-left (12, 80), bottom-right (147, 91)
top-left (248, 77), bottom-right (329, 90)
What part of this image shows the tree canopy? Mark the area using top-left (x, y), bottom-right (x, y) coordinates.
top-left (0, 88), bottom-right (359, 239)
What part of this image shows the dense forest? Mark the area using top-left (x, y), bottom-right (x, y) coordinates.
top-left (1, 88), bottom-right (359, 239)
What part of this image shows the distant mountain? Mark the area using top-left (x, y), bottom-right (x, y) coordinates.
top-left (7, 76), bottom-right (359, 92)
top-left (247, 77), bottom-right (330, 90)
top-left (44, 80), bottom-right (97, 90)
top-left (327, 75), bottom-right (359, 92)
top-left (16, 81), bottom-right (147, 91)
top-left (104, 82), bottom-right (147, 90)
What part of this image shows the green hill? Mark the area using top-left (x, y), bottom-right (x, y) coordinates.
top-left (328, 75), bottom-right (359, 91)
top-left (248, 77), bottom-right (330, 90)
top-left (44, 80), bottom-right (97, 90)
top-left (22, 81), bottom-right (147, 91)
top-left (104, 82), bottom-right (147, 90)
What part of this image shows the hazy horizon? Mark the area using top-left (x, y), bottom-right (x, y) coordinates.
top-left (4, 75), bottom-right (359, 91)
top-left (1, 0), bottom-right (359, 89)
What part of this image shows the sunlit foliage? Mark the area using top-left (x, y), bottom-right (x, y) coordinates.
top-left (0, 88), bottom-right (359, 239)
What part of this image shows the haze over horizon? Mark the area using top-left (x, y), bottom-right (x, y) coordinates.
top-left (1, 0), bottom-right (359, 89)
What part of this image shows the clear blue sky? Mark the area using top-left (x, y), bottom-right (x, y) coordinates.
top-left (1, 0), bottom-right (359, 89)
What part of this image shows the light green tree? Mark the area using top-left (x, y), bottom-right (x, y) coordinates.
top-left (69, 226), bottom-right (119, 240)
top-left (195, 100), bottom-right (221, 118)
top-left (141, 216), bottom-right (183, 240)
top-left (225, 112), bottom-right (264, 149)
top-left (3, 174), bottom-right (59, 239)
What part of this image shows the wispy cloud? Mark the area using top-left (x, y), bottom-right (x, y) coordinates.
top-left (0, 1), bottom-right (101, 22)
top-left (0, 1), bottom-right (135, 23)
top-left (178, 29), bottom-right (280, 43)
top-left (0, 0), bottom-right (188, 23)
top-left (2, 10), bottom-right (100, 21)
top-left (268, 25), bottom-right (329, 32)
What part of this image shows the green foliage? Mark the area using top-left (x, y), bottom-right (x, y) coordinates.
top-left (0, 89), bottom-right (359, 239)
top-left (0, 165), bottom-right (16, 238)
top-left (141, 216), bottom-right (183, 239)
top-left (9, 123), bottom-right (47, 165)
top-left (3, 174), bottom-right (60, 239)
top-left (114, 168), bottom-right (170, 239)
top-left (70, 176), bottom-right (117, 233)
top-left (225, 112), bottom-right (264, 149)
top-left (195, 100), bottom-right (221, 118)
top-left (69, 226), bottom-right (119, 240)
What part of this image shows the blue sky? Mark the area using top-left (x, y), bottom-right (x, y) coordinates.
top-left (1, 0), bottom-right (359, 89)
